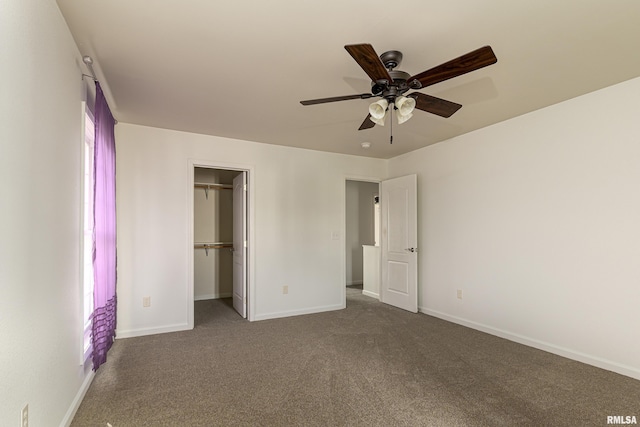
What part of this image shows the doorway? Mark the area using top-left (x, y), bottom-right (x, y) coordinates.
top-left (344, 175), bottom-right (418, 313)
top-left (189, 163), bottom-right (252, 327)
top-left (345, 179), bottom-right (380, 303)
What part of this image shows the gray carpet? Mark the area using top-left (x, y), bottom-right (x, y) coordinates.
top-left (71, 288), bottom-right (640, 426)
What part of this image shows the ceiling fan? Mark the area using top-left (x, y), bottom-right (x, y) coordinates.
top-left (300, 44), bottom-right (497, 134)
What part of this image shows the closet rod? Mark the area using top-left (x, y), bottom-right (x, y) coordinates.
top-left (194, 182), bottom-right (233, 190)
top-left (194, 242), bottom-right (233, 249)
top-left (195, 182), bottom-right (233, 199)
top-left (195, 242), bottom-right (233, 256)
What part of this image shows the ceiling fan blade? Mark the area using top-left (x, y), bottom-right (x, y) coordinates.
top-left (408, 92), bottom-right (462, 118)
top-left (345, 44), bottom-right (393, 84)
top-left (358, 114), bottom-right (375, 130)
top-left (408, 46), bottom-right (497, 89)
top-left (300, 93), bottom-right (373, 106)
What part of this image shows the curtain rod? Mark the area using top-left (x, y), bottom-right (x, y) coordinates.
top-left (82, 56), bottom-right (98, 81)
top-left (81, 55), bottom-right (118, 124)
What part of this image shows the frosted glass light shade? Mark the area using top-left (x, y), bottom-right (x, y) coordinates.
top-left (396, 112), bottom-right (413, 124)
top-left (396, 96), bottom-right (415, 114)
top-left (369, 99), bottom-right (388, 119)
top-left (369, 99), bottom-right (388, 126)
top-left (395, 96), bottom-right (416, 124)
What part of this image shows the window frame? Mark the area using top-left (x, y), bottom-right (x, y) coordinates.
top-left (80, 101), bottom-right (95, 364)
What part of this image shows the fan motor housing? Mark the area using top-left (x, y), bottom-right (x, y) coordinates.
top-left (371, 70), bottom-right (411, 98)
top-left (389, 70), bottom-right (410, 82)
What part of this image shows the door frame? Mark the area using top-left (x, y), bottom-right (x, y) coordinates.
top-left (343, 175), bottom-right (382, 307)
top-left (187, 159), bottom-right (255, 325)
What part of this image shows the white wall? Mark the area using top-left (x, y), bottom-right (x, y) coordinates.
top-left (389, 77), bottom-right (640, 380)
top-left (345, 180), bottom-right (378, 286)
top-left (115, 123), bottom-right (387, 335)
top-left (0, 1), bottom-right (94, 425)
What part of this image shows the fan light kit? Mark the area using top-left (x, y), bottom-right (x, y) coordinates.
top-left (301, 44), bottom-right (497, 144)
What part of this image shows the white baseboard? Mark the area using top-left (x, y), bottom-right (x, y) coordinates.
top-left (60, 368), bottom-right (95, 427)
top-left (116, 322), bottom-right (191, 339)
top-left (362, 290), bottom-right (379, 299)
top-left (421, 307), bottom-right (640, 381)
top-left (195, 292), bottom-right (232, 301)
top-left (346, 281), bottom-right (363, 286)
top-left (254, 303), bottom-right (344, 321)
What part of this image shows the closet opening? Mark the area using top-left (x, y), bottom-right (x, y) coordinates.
top-left (193, 166), bottom-right (248, 325)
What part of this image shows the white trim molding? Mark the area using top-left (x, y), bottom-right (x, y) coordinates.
top-left (421, 307), bottom-right (640, 381)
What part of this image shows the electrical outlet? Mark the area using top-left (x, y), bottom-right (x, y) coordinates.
top-left (457, 289), bottom-right (463, 300)
top-left (21, 404), bottom-right (28, 427)
top-left (143, 296), bottom-right (151, 307)
top-left (282, 285), bottom-right (288, 295)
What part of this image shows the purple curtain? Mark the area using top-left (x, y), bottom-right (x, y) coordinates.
top-left (92, 82), bottom-right (117, 371)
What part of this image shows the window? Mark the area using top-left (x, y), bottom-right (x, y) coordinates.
top-left (82, 104), bottom-right (95, 363)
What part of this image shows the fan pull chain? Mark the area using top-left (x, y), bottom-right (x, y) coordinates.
top-left (389, 102), bottom-right (394, 144)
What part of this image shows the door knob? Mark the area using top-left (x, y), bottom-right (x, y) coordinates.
top-left (405, 247), bottom-right (417, 253)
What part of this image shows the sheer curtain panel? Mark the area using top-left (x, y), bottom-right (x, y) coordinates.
top-left (91, 82), bottom-right (117, 371)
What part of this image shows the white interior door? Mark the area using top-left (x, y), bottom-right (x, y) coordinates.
top-left (232, 172), bottom-right (247, 318)
top-left (380, 174), bottom-right (418, 313)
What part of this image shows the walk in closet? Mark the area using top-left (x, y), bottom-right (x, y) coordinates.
top-left (193, 168), bottom-right (240, 301)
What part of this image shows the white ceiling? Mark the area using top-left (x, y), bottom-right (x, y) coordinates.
top-left (56, 0), bottom-right (640, 159)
